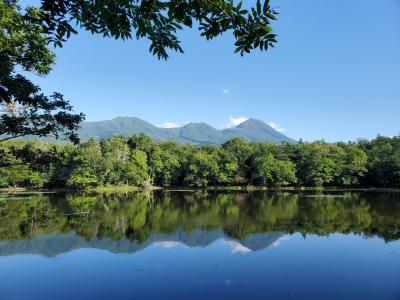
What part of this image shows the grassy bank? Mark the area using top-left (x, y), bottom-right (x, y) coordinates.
top-left (2, 185), bottom-right (399, 194)
top-left (84, 185), bottom-right (161, 193)
top-left (164, 186), bottom-right (400, 192)
top-left (0, 187), bottom-right (27, 193)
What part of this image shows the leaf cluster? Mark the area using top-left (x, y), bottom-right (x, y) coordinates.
top-left (37, 0), bottom-right (278, 59)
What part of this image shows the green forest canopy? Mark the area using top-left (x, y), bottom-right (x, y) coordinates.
top-left (1, 134), bottom-right (399, 189)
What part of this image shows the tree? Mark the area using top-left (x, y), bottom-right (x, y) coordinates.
top-left (214, 147), bottom-right (239, 185)
top-left (181, 146), bottom-right (219, 187)
top-left (124, 149), bottom-right (149, 186)
top-left (295, 142), bottom-right (339, 186)
top-left (66, 170), bottom-right (99, 188)
top-left (66, 139), bottom-right (105, 188)
top-left (336, 145), bottom-right (368, 186)
top-left (361, 136), bottom-right (400, 187)
top-left (101, 136), bottom-right (130, 184)
top-left (155, 141), bottom-right (181, 187)
top-left (128, 134), bottom-right (162, 183)
top-left (0, 2), bottom-right (84, 143)
top-left (222, 137), bottom-right (254, 184)
top-left (252, 153), bottom-right (297, 187)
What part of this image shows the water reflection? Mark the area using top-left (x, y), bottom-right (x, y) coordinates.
top-left (0, 191), bottom-right (399, 256)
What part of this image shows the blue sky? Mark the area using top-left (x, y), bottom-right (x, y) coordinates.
top-left (29, 0), bottom-right (400, 142)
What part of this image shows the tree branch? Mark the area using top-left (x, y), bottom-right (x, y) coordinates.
top-left (204, 0), bottom-right (234, 21)
top-left (0, 134), bottom-right (27, 142)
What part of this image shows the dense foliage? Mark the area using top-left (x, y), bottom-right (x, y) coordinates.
top-left (0, 1), bottom-right (84, 143)
top-left (0, 134), bottom-right (399, 189)
top-left (37, 0), bottom-right (278, 59)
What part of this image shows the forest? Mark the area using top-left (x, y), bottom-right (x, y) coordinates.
top-left (0, 134), bottom-right (399, 189)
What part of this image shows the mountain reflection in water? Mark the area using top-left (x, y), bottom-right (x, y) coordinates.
top-left (0, 191), bottom-right (399, 257)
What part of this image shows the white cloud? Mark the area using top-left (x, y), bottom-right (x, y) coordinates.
top-left (268, 122), bottom-right (287, 133)
top-left (156, 122), bottom-right (181, 129)
top-left (224, 240), bottom-right (252, 254)
top-left (225, 116), bottom-right (248, 128)
top-left (222, 88), bottom-right (229, 95)
top-left (271, 236), bottom-right (290, 248)
top-left (154, 241), bottom-right (184, 248)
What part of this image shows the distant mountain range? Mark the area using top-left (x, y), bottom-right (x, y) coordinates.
top-left (78, 117), bottom-right (295, 144)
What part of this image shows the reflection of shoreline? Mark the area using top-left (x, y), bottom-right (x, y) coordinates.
top-left (0, 230), bottom-right (284, 257)
top-left (1, 191), bottom-right (399, 248)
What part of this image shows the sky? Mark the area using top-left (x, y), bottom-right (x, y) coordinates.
top-left (28, 0), bottom-right (400, 142)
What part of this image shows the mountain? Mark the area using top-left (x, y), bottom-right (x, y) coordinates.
top-left (162, 122), bottom-right (223, 144)
top-left (222, 119), bottom-right (294, 143)
top-left (77, 117), bottom-right (295, 144)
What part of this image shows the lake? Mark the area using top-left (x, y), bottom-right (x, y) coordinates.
top-left (0, 190), bottom-right (399, 300)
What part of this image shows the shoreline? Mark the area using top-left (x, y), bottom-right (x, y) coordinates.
top-left (1, 186), bottom-right (399, 194)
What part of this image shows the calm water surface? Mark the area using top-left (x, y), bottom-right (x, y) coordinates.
top-left (0, 191), bottom-right (399, 300)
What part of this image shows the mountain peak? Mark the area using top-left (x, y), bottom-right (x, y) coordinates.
top-left (222, 118), bottom-right (295, 143)
top-left (112, 116), bottom-right (134, 121)
top-left (78, 116), bottom-right (295, 144)
top-left (182, 122), bottom-right (210, 127)
top-left (235, 118), bottom-right (269, 129)
top-left (183, 122), bottom-right (221, 132)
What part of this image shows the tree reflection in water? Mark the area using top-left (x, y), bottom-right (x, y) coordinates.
top-left (0, 191), bottom-right (399, 255)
